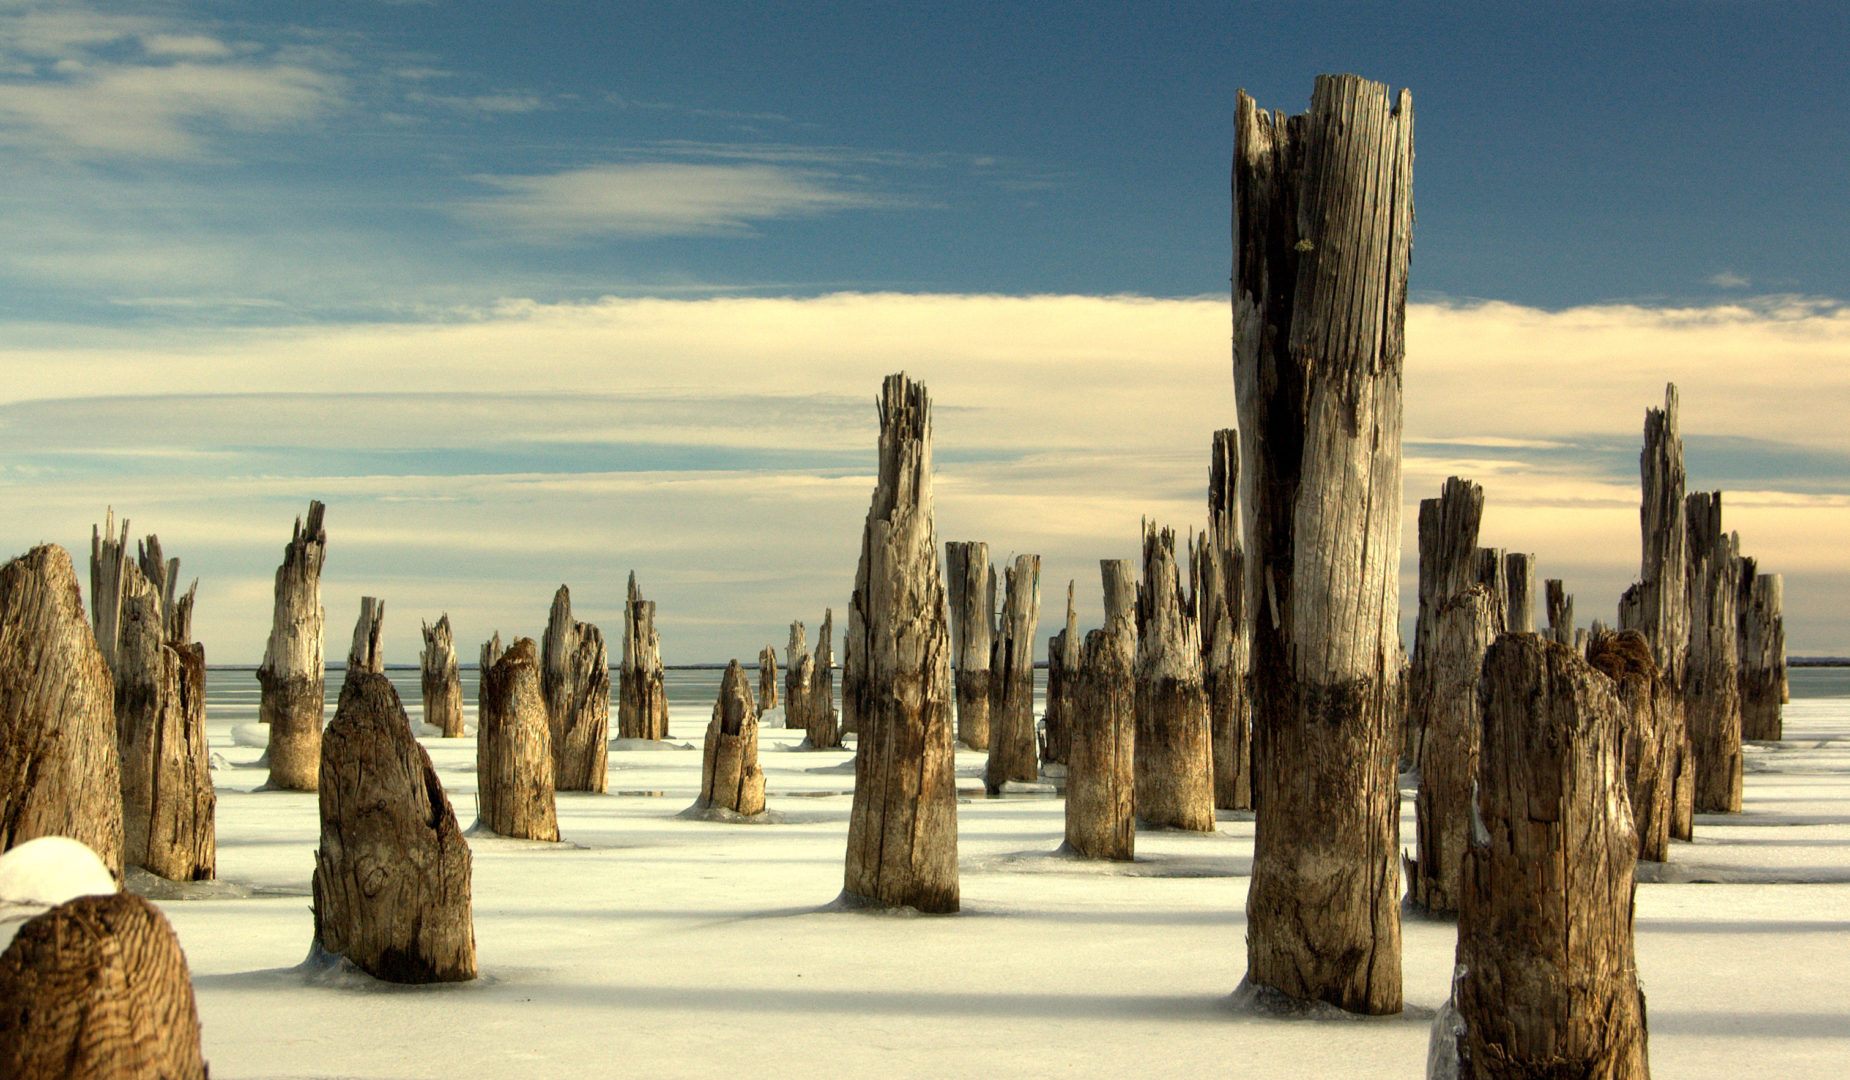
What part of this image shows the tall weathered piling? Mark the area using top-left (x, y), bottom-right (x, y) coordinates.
top-left (985, 554), bottom-right (1042, 793)
top-left (808, 609), bottom-right (842, 749)
top-left (1588, 630), bottom-right (1679, 861)
top-left (696, 661), bottom-right (766, 816)
top-left (542, 585), bottom-right (610, 792)
top-left (1042, 581), bottom-right (1079, 768)
top-left (1063, 560), bottom-right (1138, 861)
top-left (757, 645), bottom-right (779, 717)
top-left (618, 573), bottom-right (669, 741)
top-left (1198, 428), bottom-right (1251, 810)
top-left (1234, 75), bottom-right (1410, 1014)
top-left (785, 621), bottom-right (813, 733)
top-left (1407, 585), bottom-right (1500, 913)
top-left (259, 501), bottom-right (327, 792)
top-left (1438, 634), bottom-right (1649, 1079)
top-left (1134, 525), bottom-right (1213, 831)
top-left (475, 636), bottom-right (558, 841)
top-left (1685, 492), bottom-right (1742, 812)
top-left (1736, 561), bottom-right (1785, 741)
top-left (841, 374), bottom-right (958, 913)
top-left (944, 540), bottom-right (995, 751)
top-left (421, 615), bottom-right (466, 738)
top-left (1409, 478), bottom-right (1485, 762)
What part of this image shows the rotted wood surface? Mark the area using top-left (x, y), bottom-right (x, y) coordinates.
top-left (0, 892), bottom-right (207, 1080)
top-left (985, 553), bottom-right (1042, 793)
top-left (346, 596), bottom-right (385, 678)
top-left (1199, 427), bottom-right (1252, 810)
top-left (1588, 630), bottom-right (1680, 862)
top-left (1544, 579), bottom-right (1575, 646)
top-left (1634, 384), bottom-right (1689, 689)
top-left (1063, 560), bottom-right (1139, 861)
top-left (618, 573), bottom-right (669, 740)
top-left (475, 637), bottom-right (559, 842)
top-left (421, 615), bottom-right (466, 738)
top-left (116, 563), bottom-right (214, 882)
top-left (1502, 553), bottom-right (1535, 634)
top-left (1685, 491), bottom-right (1742, 812)
top-left (757, 645), bottom-right (779, 716)
top-left (785, 621), bottom-right (813, 733)
top-left (944, 540), bottom-right (994, 751)
top-left (808, 609), bottom-right (841, 750)
top-left (88, 509), bottom-right (130, 678)
top-left (1233, 74), bottom-right (1410, 1015)
top-left (1134, 525), bottom-right (1213, 831)
top-left (1736, 564), bottom-right (1784, 741)
top-left (1041, 581), bottom-right (1078, 768)
top-left (1446, 634), bottom-right (1649, 1079)
top-left (842, 374), bottom-right (959, 913)
top-left (698, 661), bottom-right (765, 815)
top-left (541, 586), bottom-right (610, 792)
top-left (1407, 585), bottom-right (1499, 913)
top-left (1409, 478), bottom-right (1484, 763)
top-left (258, 501), bottom-right (327, 792)
top-left (313, 672), bottom-right (476, 983)
top-left (0, 545), bottom-right (124, 881)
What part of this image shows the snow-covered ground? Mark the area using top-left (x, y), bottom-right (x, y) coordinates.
top-left (150, 669), bottom-right (1850, 1078)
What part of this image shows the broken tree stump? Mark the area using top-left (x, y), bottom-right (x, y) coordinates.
top-left (1064, 561), bottom-right (1138, 861)
top-left (259, 501), bottom-right (327, 792)
top-left (1685, 491), bottom-right (1742, 812)
top-left (1544, 579), bottom-right (1575, 646)
top-left (1042, 581), bottom-right (1078, 768)
top-left (985, 553), bottom-right (1042, 793)
top-left (1589, 629), bottom-right (1679, 862)
top-left (1198, 428), bottom-right (1252, 810)
top-left (1736, 561), bottom-right (1784, 741)
top-left (1234, 74), bottom-right (1410, 1015)
top-left (421, 615), bottom-right (466, 738)
top-left (617, 573), bottom-right (669, 740)
top-left (1440, 634), bottom-right (1649, 1079)
top-left (785, 621), bottom-right (813, 733)
top-left (842, 373), bottom-right (958, 913)
top-left (944, 540), bottom-right (995, 751)
top-left (1502, 553), bottom-right (1535, 634)
top-left (475, 637), bottom-right (559, 841)
top-left (1407, 585), bottom-right (1499, 913)
top-left (312, 672), bottom-right (476, 983)
top-left (1134, 524), bottom-right (1213, 831)
top-left (809, 609), bottom-right (842, 749)
top-left (696, 661), bottom-right (766, 816)
top-left (0, 546), bottom-right (124, 880)
top-left (757, 645), bottom-right (779, 716)
top-left (0, 891), bottom-right (208, 1080)
top-left (115, 563), bottom-right (214, 882)
top-left (346, 595), bottom-right (384, 679)
top-left (541, 585), bottom-right (610, 792)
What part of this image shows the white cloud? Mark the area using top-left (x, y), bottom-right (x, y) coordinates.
top-left (141, 33), bottom-right (234, 59)
top-left (1708, 271), bottom-right (1751, 289)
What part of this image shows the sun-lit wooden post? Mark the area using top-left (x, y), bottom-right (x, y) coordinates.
top-left (259, 501), bottom-right (327, 792)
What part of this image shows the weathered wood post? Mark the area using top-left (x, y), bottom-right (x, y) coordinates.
top-left (1407, 585), bottom-right (1499, 913)
top-left (1234, 75), bottom-right (1410, 1014)
top-left (1685, 492), bottom-right (1742, 812)
top-left (757, 645), bottom-right (779, 716)
top-left (1437, 634), bottom-right (1649, 1079)
top-left (114, 561), bottom-right (214, 882)
top-left (1588, 629), bottom-right (1678, 861)
top-left (1042, 581), bottom-right (1078, 767)
top-left (1409, 478), bottom-right (1485, 761)
top-left (421, 615), bottom-right (466, 737)
top-left (784, 621), bottom-right (813, 733)
top-left (840, 626), bottom-right (860, 737)
top-left (1198, 428), bottom-right (1251, 810)
top-left (541, 585), bottom-right (610, 792)
top-left (618, 573), bottom-right (669, 740)
top-left (944, 540), bottom-right (995, 750)
top-left (695, 661), bottom-right (766, 816)
top-left (1134, 524), bottom-right (1214, 830)
top-left (0, 546), bottom-right (124, 879)
top-left (346, 595), bottom-right (384, 678)
top-left (1736, 561), bottom-right (1784, 741)
top-left (1544, 579), bottom-right (1575, 646)
top-left (87, 509), bottom-right (130, 677)
top-left (841, 373), bottom-right (958, 913)
top-left (985, 554), bottom-right (1042, 793)
top-left (1063, 560), bottom-right (1138, 860)
top-left (808, 609), bottom-right (842, 749)
top-left (475, 637), bottom-right (559, 841)
top-left (312, 672), bottom-right (476, 983)
top-left (259, 501), bottom-right (327, 792)
top-left (1502, 553), bottom-right (1535, 634)
top-left (1474, 548), bottom-right (1508, 627)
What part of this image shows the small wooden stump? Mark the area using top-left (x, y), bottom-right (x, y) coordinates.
top-left (1410, 478), bottom-right (1485, 762)
top-left (1041, 581), bottom-right (1078, 767)
top-left (1064, 561), bottom-right (1137, 861)
top-left (313, 672), bottom-right (476, 983)
top-left (1198, 428), bottom-right (1252, 809)
top-left (1544, 579), bottom-right (1575, 646)
top-left (757, 645), bottom-right (779, 716)
top-left (1736, 563), bottom-right (1784, 741)
top-left (808, 609), bottom-right (842, 749)
top-left (1502, 553), bottom-right (1535, 634)
top-left (1439, 633), bottom-right (1649, 1079)
top-left (1408, 586), bottom-right (1499, 913)
top-left (421, 615), bottom-right (466, 738)
top-left (346, 595), bottom-right (385, 678)
top-left (0, 545), bottom-right (124, 880)
top-left (1134, 524), bottom-right (1213, 831)
top-left (944, 540), bottom-right (995, 751)
top-left (259, 501), bottom-right (328, 792)
top-left (696, 661), bottom-right (766, 816)
top-left (541, 586), bottom-right (610, 792)
top-left (842, 373), bottom-right (959, 913)
top-left (475, 637), bottom-right (559, 842)
top-left (618, 573), bottom-right (669, 740)
top-left (0, 892), bottom-right (208, 1080)
top-left (1589, 629), bottom-right (1679, 862)
top-left (785, 621), bottom-right (813, 733)
top-left (1685, 491), bottom-right (1742, 812)
top-left (985, 553), bottom-right (1042, 794)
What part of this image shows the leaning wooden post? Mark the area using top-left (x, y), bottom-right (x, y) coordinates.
top-left (757, 645), bottom-right (779, 717)
top-left (808, 609), bottom-right (842, 749)
top-left (1685, 492), bottom-right (1742, 812)
top-left (944, 540), bottom-right (995, 750)
top-left (1502, 553), bottom-right (1535, 634)
top-left (0, 546), bottom-right (124, 879)
top-left (346, 596), bottom-right (385, 679)
top-left (474, 637), bottom-right (559, 841)
top-left (541, 585), bottom-right (610, 792)
top-left (312, 672), bottom-right (475, 983)
top-left (421, 615), bottom-right (466, 738)
top-left (1407, 585), bottom-right (1499, 913)
top-left (785, 621), bottom-right (813, 733)
top-left (1437, 634), bottom-right (1649, 1079)
top-left (617, 573), bottom-right (669, 740)
top-left (985, 553), bottom-right (1042, 793)
top-left (1588, 629), bottom-right (1678, 861)
top-left (1544, 579), bottom-right (1575, 646)
top-left (1736, 562), bottom-right (1784, 741)
top-left (1134, 524), bottom-right (1214, 831)
top-left (259, 501), bottom-right (327, 792)
top-left (1199, 428), bottom-right (1252, 810)
top-left (841, 373), bottom-right (958, 913)
top-left (1042, 581), bottom-right (1078, 767)
top-left (1233, 75), bottom-right (1410, 1014)
top-left (87, 509), bottom-right (130, 678)
top-left (1063, 560), bottom-right (1138, 861)
top-left (695, 661), bottom-right (766, 816)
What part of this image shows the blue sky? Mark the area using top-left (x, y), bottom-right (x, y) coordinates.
top-left (0, 1), bottom-right (1846, 661)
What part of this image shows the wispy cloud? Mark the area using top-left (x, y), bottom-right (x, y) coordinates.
top-left (1708, 270), bottom-right (1751, 289)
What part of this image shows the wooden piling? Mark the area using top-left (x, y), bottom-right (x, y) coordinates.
top-left (421, 615), bottom-right (466, 738)
top-left (808, 609), bottom-right (842, 749)
top-left (475, 637), bottom-right (558, 841)
top-left (1063, 561), bottom-right (1138, 861)
top-left (1134, 524), bottom-right (1214, 831)
top-left (1042, 581), bottom-right (1078, 768)
top-left (785, 621), bottom-right (813, 733)
top-left (541, 585), bottom-right (610, 792)
top-left (1408, 585), bottom-right (1499, 913)
top-left (697, 661), bottom-right (766, 816)
top-left (757, 645), bottom-right (779, 716)
top-left (1198, 428), bottom-right (1251, 810)
top-left (1685, 492), bottom-right (1742, 812)
top-left (985, 554), bottom-right (1042, 793)
top-left (259, 501), bottom-right (327, 792)
top-left (618, 573), bottom-right (669, 740)
top-left (944, 540), bottom-right (995, 751)
top-left (1588, 629), bottom-right (1679, 862)
top-left (1736, 561), bottom-right (1784, 741)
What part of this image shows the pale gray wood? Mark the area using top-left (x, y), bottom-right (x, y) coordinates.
top-left (985, 554), bottom-right (1041, 793)
top-left (944, 540), bottom-right (994, 750)
top-left (258, 501), bottom-right (327, 792)
top-left (1736, 562), bottom-right (1784, 741)
top-left (1409, 479), bottom-right (1484, 764)
top-left (1408, 585), bottom-right (1500, 913)
top-left (541, 585), bottom-right (609, 792)
top-left (785, 621), bottom-right (813, 733)
top-left (1063, 566), bottom-right (1136, 861)
top-left (757, 645), bottom-right (779, 716)
top-left (421, 615), bottom-right (465, 738)
top-left (1041, 580), bottom-right (1078, 767)
top-left (697, 661), bottom-right (765, 815)
top-left (474, 637), bottom-right (558, 841)
top-left (842, 374), bottom-right (958, 913)
top-left (808, 609), bottom-right (841, 749)
top-left (1234, 74), bottom-right (1410, 1015)
top-left (1544, 578), bottom-right (1574, 646)
top-left (1685, 493), bottom-right (1742, 812)
top-left (1199, 428), bottom-right (1252, 810)
top-left (1631, 385), bottom-right (1689, 689)
top-left (1134, 524), bottom-right (1213, 831)
top-left (618, 573), bottom-right (669, 740)
top-left (1502, 553), bottom-right (1535, 634)
top-left (346, 596), bottom-right (385, 678)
